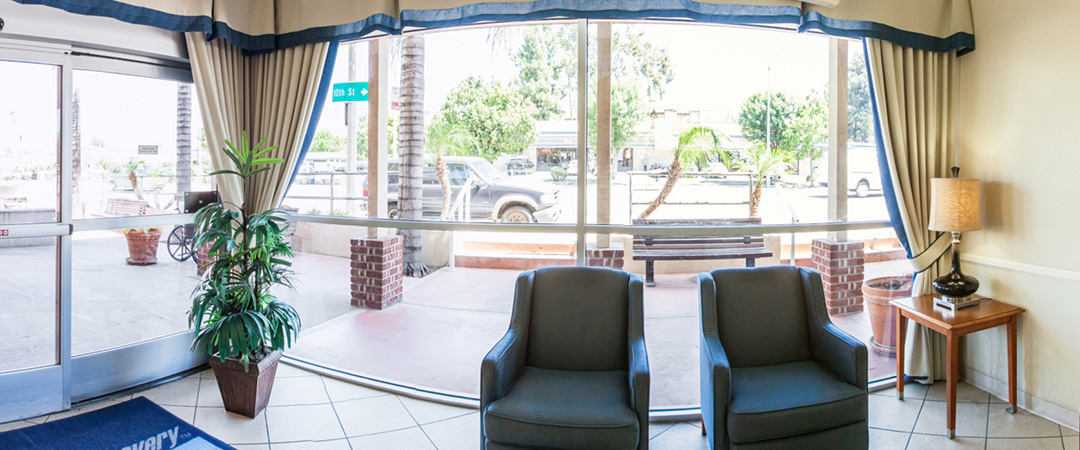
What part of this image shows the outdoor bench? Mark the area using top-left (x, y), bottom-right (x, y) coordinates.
top-left (632, 217), bottom-right (772, 287)
top-left (92, 198), bottom-right (148, 218)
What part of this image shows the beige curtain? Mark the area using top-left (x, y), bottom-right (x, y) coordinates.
top-left (185, 34), bottom-right (330, 213)
top-left (866, 38), bottom-right (958, 383)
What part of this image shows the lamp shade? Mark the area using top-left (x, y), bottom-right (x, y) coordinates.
top-left (929, 178), bottom-right (982, 232)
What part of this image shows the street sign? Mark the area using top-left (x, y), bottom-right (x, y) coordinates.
top-left (138, 145), bottom-right (158, 155)
top-left (333, 82), bottom-right (369, 102)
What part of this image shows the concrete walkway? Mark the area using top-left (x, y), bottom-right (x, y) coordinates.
top-left (287, 263), bottom-right (904, 410)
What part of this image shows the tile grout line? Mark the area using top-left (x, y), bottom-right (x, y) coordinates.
top-left (395, 394), bottom-right (439, 450)
top-left (648, 423), bottom-right (677, 442)
top-left (192, 373), bottom-right (204, 425)
top-left (903, 390), bottom-right (927, 450)
top-left (263, 404), bottom-right (271, 449)
top-left (984, 391), bottom-right (990, 450)
top-left (321, 376), bottom-right (356, 450)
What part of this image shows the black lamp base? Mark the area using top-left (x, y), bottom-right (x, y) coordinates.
top-left (933, 235), bottom-right (979, 309)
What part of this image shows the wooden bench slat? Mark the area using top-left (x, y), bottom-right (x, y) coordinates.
top-left (633, 248), bottom-right (774, 261)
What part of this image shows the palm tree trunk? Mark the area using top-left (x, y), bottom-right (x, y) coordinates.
top-left (750, 180), bottom-right (763, 217)
top-left (437, 154), bottom-right (451, 220)
top-left (400, 35), bottom-right (428, 277)
top-left (177, 83), bottom-right (193, 209)
top-left (638, 158), bottom-right (682, 219)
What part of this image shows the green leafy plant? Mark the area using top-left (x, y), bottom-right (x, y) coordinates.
top-left (189, 132), bottom-right (301, 369)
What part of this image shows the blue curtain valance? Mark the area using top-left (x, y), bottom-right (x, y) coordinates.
top-left (10, 0), bottom-right (974, 54)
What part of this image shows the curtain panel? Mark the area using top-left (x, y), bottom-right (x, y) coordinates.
top-left (15, 0), bottom-right (973, 54)
top-left (185, 34), bottom-right (335, 213)
top-left (866, 38), bottom-right (959, 383)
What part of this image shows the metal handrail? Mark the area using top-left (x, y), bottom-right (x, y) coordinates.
top-left (445, 177), bottom-right (475, 270)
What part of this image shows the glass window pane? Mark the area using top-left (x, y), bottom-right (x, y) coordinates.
top-left (0, 238), bottom-right (57, 373)
top-left (73, 71), bottom-right (207, 219)
top-left (0, 60), bottom-right (59, 223)
top-left (71, 226), bottom-right (200, 355)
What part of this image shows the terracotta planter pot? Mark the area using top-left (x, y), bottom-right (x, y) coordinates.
top-left (208, 350), bottom-right (282, 418)
top-left (862, 275), bottom-right (913, 356)
top-left (125, 228), bottom-right (162, 265)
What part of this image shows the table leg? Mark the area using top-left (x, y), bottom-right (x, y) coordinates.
top-left (1008, 315), bottom-right (1018, 414)
top-left (896, 311), bottom-right (907, 400)
top-left (946, 333), bottom-right (960, 439)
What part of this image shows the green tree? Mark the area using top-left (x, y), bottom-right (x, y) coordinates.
top-left (310, 130), bottom-right (345, 153)
top-left (783, 92), bottom-right (828, 184)
top-left (848, 55), bottom-right (873, 143)
top-left (639, 127), bottom-right (729, 218)
top-left (513, 24), bottom-right (673, 150)
top-left (738, 91), bottom-right (797, 150)
top-left (355, 116), bottom-right (397, 157)
top-left (513, 25), bottom-right (575, 121)
top-left (433, 76), bottom-right (537, 162)
top-left (426, 119), bottom-right (478, 219)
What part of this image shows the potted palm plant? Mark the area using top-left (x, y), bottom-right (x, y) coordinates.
top-left (189, 132), bottom-right (301, 418)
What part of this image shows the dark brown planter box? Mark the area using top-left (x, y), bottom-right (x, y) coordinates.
top-left (208, 350), bottom-right (282, 418)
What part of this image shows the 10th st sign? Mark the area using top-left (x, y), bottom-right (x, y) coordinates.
top-left (332, 82), bottom-right (368, 102)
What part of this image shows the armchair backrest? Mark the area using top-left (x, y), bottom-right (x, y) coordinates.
top-left (524, 267), bottom-right (634, 371)
top-left (707, 266), bottom-right (813, 368)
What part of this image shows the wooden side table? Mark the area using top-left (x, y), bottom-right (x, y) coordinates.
top-left (892, 295), bottom-right (1025, 439)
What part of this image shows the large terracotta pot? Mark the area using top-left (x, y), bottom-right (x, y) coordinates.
top-left (862, 275), bottom-right (913, 356)
top-left (124, 228), bottom-right (162, 265)
top-left (208, 350), bottom-right (282, 418)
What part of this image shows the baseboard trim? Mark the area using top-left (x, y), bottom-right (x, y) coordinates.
top-left (963, 365), bottom-right (1079, 432)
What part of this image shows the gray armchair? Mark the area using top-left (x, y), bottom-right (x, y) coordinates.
top-left (481, 267), bottom-right (649, 450)
top-left (699, 266), bottom-right (868, 449)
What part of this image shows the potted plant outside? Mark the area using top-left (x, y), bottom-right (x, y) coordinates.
top-left (189, 132), bottom-right (301, 418)
top-left (862, 274), bottom-right (913, 356)
top-left (124, 227), bottom-right (162, 265)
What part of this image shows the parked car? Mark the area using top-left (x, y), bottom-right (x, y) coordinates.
top-left (362, 156), bottom-right (562, 223)
top-left (506, 157), bottom-right (535, 176)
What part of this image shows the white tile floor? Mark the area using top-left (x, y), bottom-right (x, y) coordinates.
top-left (1, 364), bottom-right (1075, 449)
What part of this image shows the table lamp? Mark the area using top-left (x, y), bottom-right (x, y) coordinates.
top-left (928, 166), bottom-right (982, 310)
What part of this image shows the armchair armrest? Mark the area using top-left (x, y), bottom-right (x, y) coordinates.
top-left (481, 328), bottom-right (527, 407)
top-left (800, 269), bottom-right (868, 389)
top-left (698, 272), bottom-right (731, 447)
top-left (626, 273), bottom-right (649, 450)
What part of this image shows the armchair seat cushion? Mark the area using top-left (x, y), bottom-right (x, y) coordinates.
top-left (727, 360), bottom-right (867, 444)
top-left (484, 367), bottom-right (639, 449)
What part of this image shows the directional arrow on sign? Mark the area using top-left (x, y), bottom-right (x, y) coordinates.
top-left (361, 88), bottom-right (368, 96)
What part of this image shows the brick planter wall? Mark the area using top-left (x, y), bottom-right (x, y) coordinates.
top-left (196, 243), bottom-right (215, 276)
top-left (586, 243), bottom-right (625, 269)
top-left (811, 239), bottom-right (865, 316)
top-left (350, 235), bottom-right (404, 310)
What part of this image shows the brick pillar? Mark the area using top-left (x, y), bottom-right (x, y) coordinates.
top-left (351, 235), bottom-right (403, 310)
top-left (811, 239), bottom-right (865, 316)
top-left (195, 243), bottom-right (215, 276)
top-left (586, 243), bottom-right (625, 269)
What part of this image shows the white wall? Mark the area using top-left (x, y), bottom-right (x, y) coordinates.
top-left (0, 2), bottom-right (187, 61)
top-left (959, 0), bottom-right (1080, 426)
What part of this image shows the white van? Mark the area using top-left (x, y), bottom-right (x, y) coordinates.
top-left (813, 144), bottom-right (883, 197)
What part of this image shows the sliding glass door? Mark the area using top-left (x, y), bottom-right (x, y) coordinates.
top-left (0, 41), bottom-right (208, 421)
top-left (0, 56), bottom-right (67, 422)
